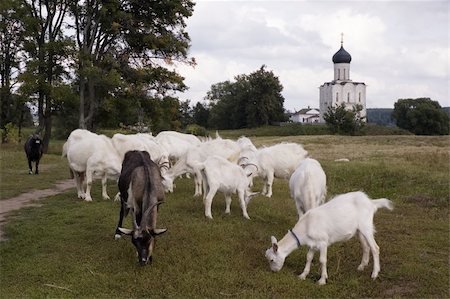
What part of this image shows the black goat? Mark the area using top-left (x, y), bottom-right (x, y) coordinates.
top-left (24, 134), bottom-right (43, 174)
top-left (115, 150), bottom-right (167, 265)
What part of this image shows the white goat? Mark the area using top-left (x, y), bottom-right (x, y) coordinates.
top-left (289, 158), bottom-right (327, 218)
top-left (238, 142), bottom-right (309, 198)
top-left (112, 133), bottom-right (169, 167)
top-left (155, 131), bottom-right (201, 162)
top-left (200, 156), bottom-right (258, 219)
top-left (163, 138), bottom-right (241, 195)
top-left (236, 136), bottom-right (257, 152)
top-left (65, 129), bottom-right (122, 201)
top-left (265, 191), bottom-right (393, 285)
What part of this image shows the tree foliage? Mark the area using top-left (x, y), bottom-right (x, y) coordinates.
top-left (205, 65), bottom-right (286, 129)
top-left (0, 0), bottom-right (25, 131)
top-left (0, 0), bottom-right (196, 144)
top-left (392, 98), bottom-right (449, 135)
top-left (18, 0), bottom-right (73, 151)
top-left (324, 103), bottom-right (365, 135)
top-left (70, 0), bottom-right (195, 130)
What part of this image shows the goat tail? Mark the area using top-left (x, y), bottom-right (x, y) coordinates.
top-left (372, 198), bottom-right (394, 212)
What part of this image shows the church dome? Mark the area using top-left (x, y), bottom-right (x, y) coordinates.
top-left (332, 46), bottom-right (352, 63)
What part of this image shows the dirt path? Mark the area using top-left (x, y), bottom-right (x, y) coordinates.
top-left (0, 179), bottom-right (74, 241)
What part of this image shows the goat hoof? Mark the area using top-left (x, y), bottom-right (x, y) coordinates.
top-left (114, 234), bottom-right (122, 240)
top-left (298, 273), bottom-right (307, 280)
top-left (318, 279), bottom-right (327, 285)
top-left (28, 171), bottom-right (33, 175)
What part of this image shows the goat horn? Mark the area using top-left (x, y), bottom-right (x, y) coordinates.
top-left (242, 163), bottom-right (259, 171)
top-left (237, 157), bottom-right (249, 165)
top-left (150, 228), bottom-right (168, 236)
top-left (117, 227), bottom-right (133, 235)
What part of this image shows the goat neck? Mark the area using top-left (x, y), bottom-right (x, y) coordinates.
top-left (277, 228), bottom-right (303, 258)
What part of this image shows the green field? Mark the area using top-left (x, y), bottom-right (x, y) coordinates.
top-left (0, 135), bottom-right (448, 298)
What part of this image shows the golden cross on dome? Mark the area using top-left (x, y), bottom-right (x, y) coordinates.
top-left (341, 32), bottom-right (344, 46)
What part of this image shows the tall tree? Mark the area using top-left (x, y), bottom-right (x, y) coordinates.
top-left (192, 101), bottom-right (209, 128)
top-left (392, 98), bottom-right (449, 135)
top-left (69, 0), bottom-right (123, 129)
top-left (19, 0), bottom-right (72, 152)
top-left (0, 0), bottom-right (26, 131)
top-left (206, 66), bottom-right (286, 129)
top-left (70, 0), bottom-right (195, 130)
top-left (245, 65), bottom-right (285, 127)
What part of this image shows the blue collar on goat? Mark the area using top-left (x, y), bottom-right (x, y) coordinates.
top-left (289, 229), bottom-right (301, 248)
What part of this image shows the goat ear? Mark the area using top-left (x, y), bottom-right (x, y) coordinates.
top-left (118, 227), bottom-right (133, 235)
top-left (271, 236), bottom-right (278, 252)
top-left (151, 228), bottom-right (167, 236)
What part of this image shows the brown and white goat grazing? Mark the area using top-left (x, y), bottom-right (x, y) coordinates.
top-left (265, 191), bottom-right (393, 285)
top-left (115, 150), bottom-right (167, 266)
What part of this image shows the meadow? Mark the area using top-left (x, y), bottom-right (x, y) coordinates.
top-left (0, 134), bottom-right (448, 298)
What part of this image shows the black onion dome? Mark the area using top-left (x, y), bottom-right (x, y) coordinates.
top-left (332, 46), bottom-right (352, 63)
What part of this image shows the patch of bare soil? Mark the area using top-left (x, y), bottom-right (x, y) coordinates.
top-left (0, 179), bottom-right (74, 241)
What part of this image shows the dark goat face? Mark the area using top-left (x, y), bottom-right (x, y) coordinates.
top-left (132, 232), bottom-right (153, 266)
top-left (119, 227), bottom-right (167, 266)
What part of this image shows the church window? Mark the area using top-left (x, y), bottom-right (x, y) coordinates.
top-left (336, 92), bottom-right (339, 102)
top-left (344, 69), bottom-right (346, 80)
top-left (347, 93), bottom-right (350, 103)
top-left (359, 93), bottom-right (361, 102)
top-left (338, 69), bottom-right (340, 79)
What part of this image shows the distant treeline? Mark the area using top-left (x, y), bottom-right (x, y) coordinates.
top-left (367, 107), bottom-right (450, 127)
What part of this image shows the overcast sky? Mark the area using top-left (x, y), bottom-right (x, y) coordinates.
top-left (174, 0), bottom-right (449, 111)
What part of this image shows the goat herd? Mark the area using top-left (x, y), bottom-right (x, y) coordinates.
top-left (27, 129), bottom-right (393, 285)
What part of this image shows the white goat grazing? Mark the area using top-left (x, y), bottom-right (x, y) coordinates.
top-left (163, 138), bottom-right (241, 195)
top-left (238, 142), bottom-right (308, 198)
top-left (65, 130), bottom-right (122, 201)
top-left (112, 133), bottom-right (169, 167)
top-left (200, 156), bottom-right (258, 219)
top-left (289, 158), bottom-right (327, 218)
top-left (155, 131), bottom-right (201, 162)
top-left (265, 191), bottom-right (393, 285)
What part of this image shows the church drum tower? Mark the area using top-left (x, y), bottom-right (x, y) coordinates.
top-left (319, 35), bottom-right (367, 123)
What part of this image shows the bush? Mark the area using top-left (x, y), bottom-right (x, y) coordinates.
top-left (393, 98), bottom-right (449, 135)
top-left (185, 124), bottom-right (209, 136)
top-left (2, 123), bottom-right (20, 144)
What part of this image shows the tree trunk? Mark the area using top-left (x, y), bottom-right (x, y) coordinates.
top-left (79, 76), bottom-right (86, 129)
top-left (85, 78), bottom-right (96, 131)
top-left (42, 112), bottom-right (52, 153)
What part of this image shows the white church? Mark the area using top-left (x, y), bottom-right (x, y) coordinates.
top-left (319, 36), bottom-right (367, 123)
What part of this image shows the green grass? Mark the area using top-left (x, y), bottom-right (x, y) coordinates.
top-left (0, 135), bottom-right (449, 298)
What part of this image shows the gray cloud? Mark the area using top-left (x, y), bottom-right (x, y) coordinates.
top-left (176, 0), bottom-right (449, 111)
